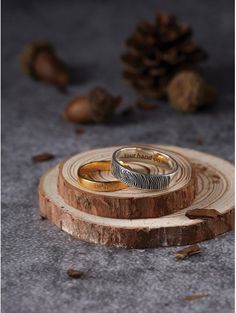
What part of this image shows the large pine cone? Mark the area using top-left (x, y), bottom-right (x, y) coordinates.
top-left (121, 13), bottom-right (207, 98)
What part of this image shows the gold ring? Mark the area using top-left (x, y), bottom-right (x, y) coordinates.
top-left (78, 160), bottom-right (128, 192)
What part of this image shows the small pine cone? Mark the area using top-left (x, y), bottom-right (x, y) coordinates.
top-left (167, 71), bottom-right (217, 112)
top-left (121, 13), bottom-right (207, 99)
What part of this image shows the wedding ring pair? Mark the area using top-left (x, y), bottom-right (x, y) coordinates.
top-left (78, 146), bottom-right (179, 192)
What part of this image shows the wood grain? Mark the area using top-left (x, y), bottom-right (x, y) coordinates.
top-left (57, 146), bottom-right (196, 219)
top-left (39, 146), bottom-right (235, 248)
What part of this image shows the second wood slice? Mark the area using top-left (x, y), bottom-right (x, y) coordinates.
top-left (58, 145), bottom-right (196, 219)
top-left (39, 148), bottom-right (234, 249)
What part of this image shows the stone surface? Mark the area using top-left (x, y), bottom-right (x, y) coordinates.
top-left (2, 0), bottom-right (234, 313)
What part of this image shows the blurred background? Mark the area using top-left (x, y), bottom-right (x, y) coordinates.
top-left (2, 0), bottom-right (234, 157)
top-left (2, 1), bottom-right (234, 313)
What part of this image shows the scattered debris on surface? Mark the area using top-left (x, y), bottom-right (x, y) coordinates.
top-left (32, 153), bottom-right (55, 163)
top-left (211, 174), bottom-right (221, 183)
top-left (183, 293), bottom-right (208, 301)
top-left (121, 107), bottom-right (134, 116)
top-left (175, 244), bottom-right (201, 260)
top-left (186, 208), bottom-right (220, 220)
top-left (75, 128), bottom-right (85, 135)
top-left (136, 100), bottom-right (158, 110)
top-left (195, 136), bottom-right (203, 145)
top-left (67, 268), bottom-right (84, 279)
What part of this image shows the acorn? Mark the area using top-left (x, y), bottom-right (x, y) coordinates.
top-left (167, 70), bottom-right (217, 112)
top-left (20, 41), bottom-right (70, 90)
top-left (63, 87), bottom-right (122, 124)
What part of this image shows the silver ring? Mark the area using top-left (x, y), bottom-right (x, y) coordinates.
top-left (111, 146), bottom-right (179, 190)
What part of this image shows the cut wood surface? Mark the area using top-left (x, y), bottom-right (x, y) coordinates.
top-left (58, 145), bottom-right (197, 219)
top-left (39, 146), bottom-right (235, 248)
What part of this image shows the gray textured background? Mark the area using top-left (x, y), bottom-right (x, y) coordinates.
top-left (2, 1), bottom-right (234, 312)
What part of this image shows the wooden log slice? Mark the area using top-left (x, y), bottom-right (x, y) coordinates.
top-left (39, 147), bottom-right (234, 248)
top-left (57, 145), bottom-right (197, 219)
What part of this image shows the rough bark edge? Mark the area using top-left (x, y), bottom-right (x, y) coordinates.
top-left (57, 161), bottom-right (197, 219)
top-left (39, 170), bottom-right (234, 249)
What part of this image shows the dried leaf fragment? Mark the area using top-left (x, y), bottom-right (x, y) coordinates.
top-left (183, 293), bottom-right (208, 301)
top-left (195, 136), bottom-right (203, 145)
top-left (121, 107), bottom-right (134, 116)
top-left (175, 244), bottom-right (201, 260)
top-left (212, 174), bottom-right (221, 180)
top-left (186, 208), bottom-right (220, 220)
top-left (67, 268), bottom-right (83, 279)
top-left (197, 165), bottom-right (207, 172)
top-left (32, 153), bottom-right (54, 163)
top-left (75, 128), bottom-right (84, 135)
top-left (136, 100), bottom-right (158, 110)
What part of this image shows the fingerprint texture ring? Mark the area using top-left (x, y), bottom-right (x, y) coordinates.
top-left (111, 146), bottom-right (179, 190)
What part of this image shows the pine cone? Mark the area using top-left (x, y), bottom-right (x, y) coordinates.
top-left (121, 13), bottom-right (208, 98)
